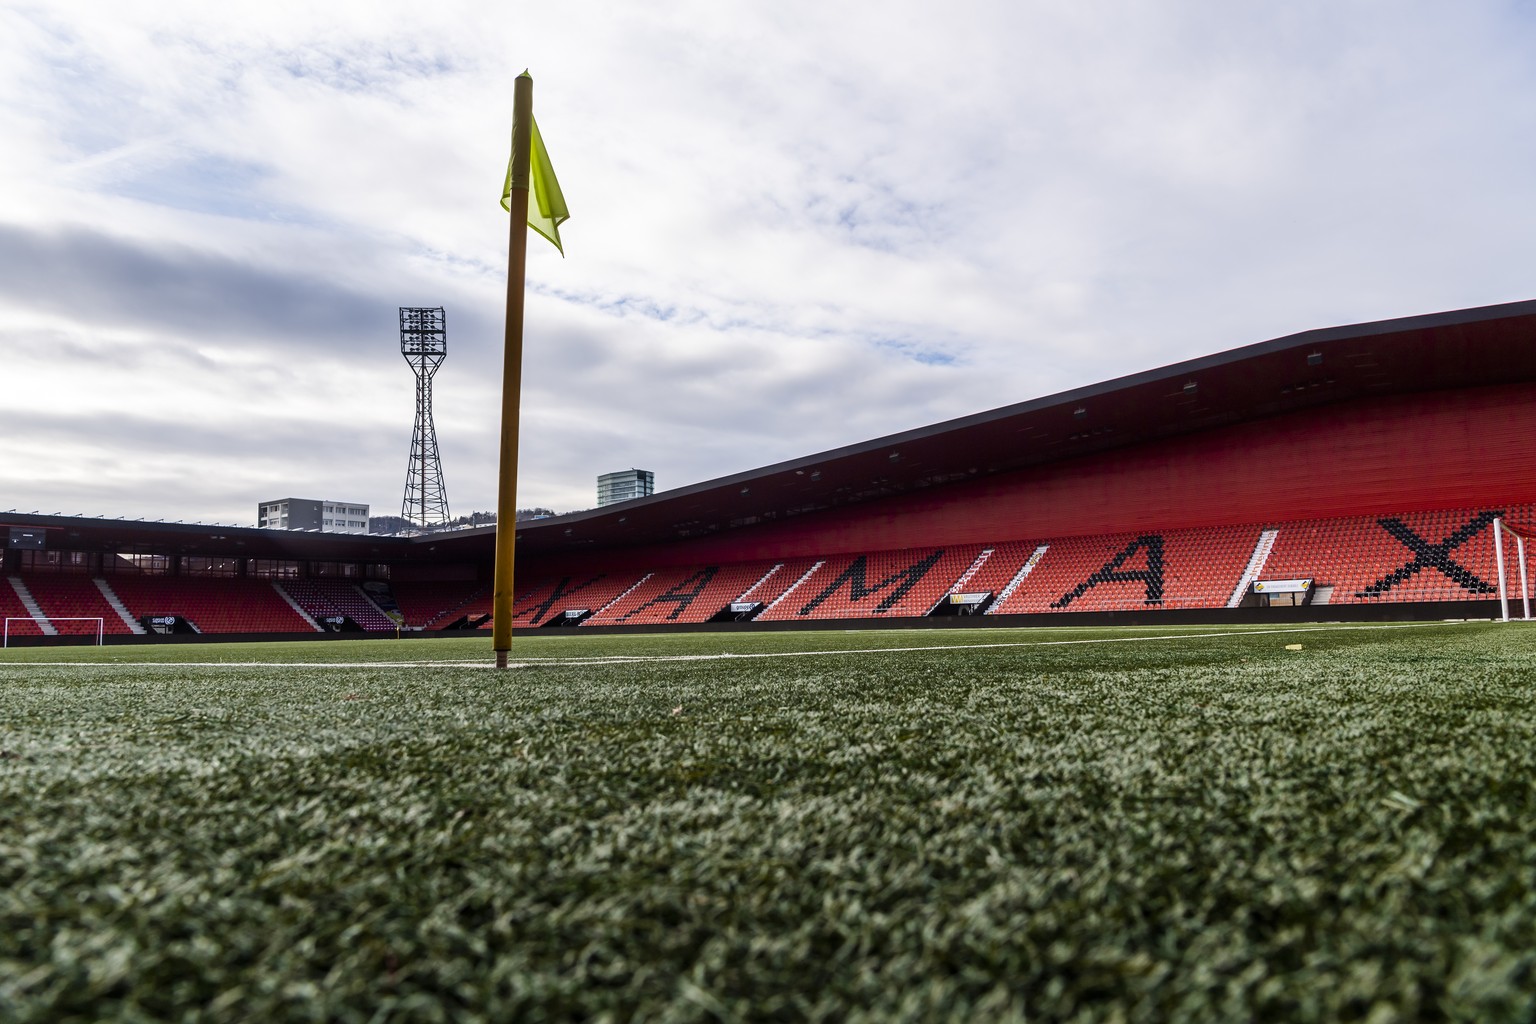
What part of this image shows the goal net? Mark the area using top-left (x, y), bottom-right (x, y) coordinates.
top-left (3, 616), bottom-right (105, 647)
top-left (1493, 517), bottom-right (1534, 622)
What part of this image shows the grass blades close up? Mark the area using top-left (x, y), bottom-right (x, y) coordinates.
top-left (2, 621), bottom-right (1535, 1021)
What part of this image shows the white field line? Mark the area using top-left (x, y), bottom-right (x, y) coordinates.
top-left (0, 620), bottom-right (1482, 670)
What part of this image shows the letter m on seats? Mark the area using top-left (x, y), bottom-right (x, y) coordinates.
top-left (798, 551), bottom-right (946, 616)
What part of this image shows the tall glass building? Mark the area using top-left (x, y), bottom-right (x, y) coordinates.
top-left (597, 469), bottom-right (654, 507)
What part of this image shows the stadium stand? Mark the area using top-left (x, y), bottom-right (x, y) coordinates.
top-left (756, 546), bottom-right (983, 621)
top-left (391, 581), bottom-right (490, 628)
top-left (507, 572), bottom-right (649, 627)
top-left (991, 532), bottom-right (1177, 614)
top-left (735, 559), bottom-right (823, 612)
top-left (1163, 525), bottom-right (1269, 609)
top-left (106, 576), bottom-right (316, 634)
top-left (1, 577), bottom-right (46, 637)
top-left (582, 560), bottom-right (793, 625)
top-left (280, 579), bottom-right (397, 630)
top-left (955, 542), bottom-right (1048, 612)
top-left (7, 504), bottom-right (1536, 644)
top-left (22, 575), bottom-right (137, 634)
top-left (484, 506), bottom-right (1536, 626)
top-left (1262, 507), bottom-right (1507, 605)
top-left (454, 591), bottom-right (496, 630)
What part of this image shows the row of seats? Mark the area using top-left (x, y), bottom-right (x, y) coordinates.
top-left (103, 576), bottom-right (313, 634)
top-left (281, 579), bottom-right (398, 631)
top-left (15, 575), bottom-right (137, 634)
top-left (14, 575), bottom-right (462, 636)
top-left (535, 504), bottom-right (1533, 624)
top-left (991, 524), bottom-right (1262, 614)
top-left (757, 547), bottom-right (984, 621)
top-left (739, 558), bottom-right (825, 610)
top-left (9, 505), bottom-right (1533, 636)
top-left (390, 581), bottom-right (490, 628)
top-left (2, 578), bottom-right (49, 636)
top-left (505, 573), bottom-right (650, 627)
top-left (587, 561), bottom-right (784, 626)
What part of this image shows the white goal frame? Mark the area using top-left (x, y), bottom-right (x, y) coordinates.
top-left (3, 616), bottom-right (105, 647)
top-left (1493, 518), bottom-right (1532, 622)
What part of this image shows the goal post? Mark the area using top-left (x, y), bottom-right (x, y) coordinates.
top-left (1492, 518), bottom-right (1533, 623)
top-left (3, 616), bottom-right (105, 647)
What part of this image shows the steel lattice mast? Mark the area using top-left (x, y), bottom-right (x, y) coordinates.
top-left (399, 306), bottom-right (450, 528)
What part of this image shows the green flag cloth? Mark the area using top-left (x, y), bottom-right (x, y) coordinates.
top-left (501, 115), bottom-right (569, 255)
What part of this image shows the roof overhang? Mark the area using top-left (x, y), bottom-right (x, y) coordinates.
top-left (0, 515), bottom-right (422, 561)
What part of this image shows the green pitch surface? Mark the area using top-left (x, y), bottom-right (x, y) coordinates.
top-left (3, 622), bottom-right (1535, 1021)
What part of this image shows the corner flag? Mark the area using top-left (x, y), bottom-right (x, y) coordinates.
top-left (501, 114), bottom-right (569, 255)
top-left (492, 71), bottom-right (562, 668)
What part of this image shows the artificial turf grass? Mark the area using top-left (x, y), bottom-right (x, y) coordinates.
top-left (1, 623), bottom-right (1534, 1021)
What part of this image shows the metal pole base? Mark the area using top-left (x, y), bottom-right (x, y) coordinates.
top-left (495, 650), bottom-right (509, 670)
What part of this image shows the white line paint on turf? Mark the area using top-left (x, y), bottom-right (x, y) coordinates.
top-left (1, 620), bottom-right (1476, 669)
top-left (503, 621), bottom-right (1468, 666)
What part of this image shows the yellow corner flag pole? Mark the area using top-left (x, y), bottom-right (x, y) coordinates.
top-left (492, 72), bottom-right (534, 669)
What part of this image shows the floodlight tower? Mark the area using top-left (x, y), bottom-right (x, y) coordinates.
top-left (399, 306), bottom-right (451, 528)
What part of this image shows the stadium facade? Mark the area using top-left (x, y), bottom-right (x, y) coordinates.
top-left (5, 299), bottom-right (1536, 641)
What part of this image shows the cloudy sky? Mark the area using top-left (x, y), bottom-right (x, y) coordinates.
top-left (3, 1), bottom-right (1535, 525)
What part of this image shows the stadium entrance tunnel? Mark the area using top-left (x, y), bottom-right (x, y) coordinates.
top-left (928, 591), bottom-right (996, 616)
top-left (1238, 579), bottom-right (1316, 608)
top-left (709, 601), bottom-right (765, 622)
top-left (541, 609), bottom-right (592, 628)
top-left (319, 615), bottom-right (362, 633)
top-left (441, 613), bottom-right (491, 630)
